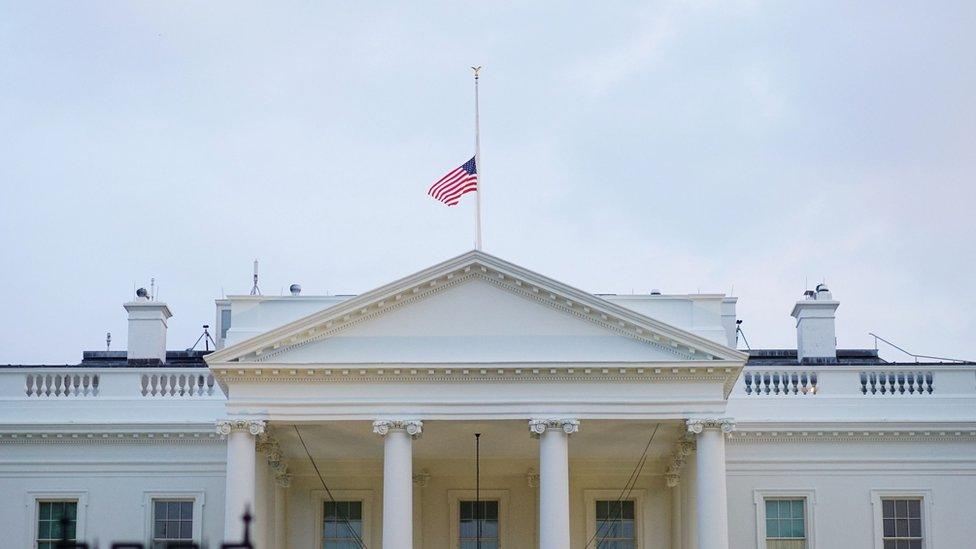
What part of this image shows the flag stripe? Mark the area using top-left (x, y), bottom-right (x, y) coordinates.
top-left (427, 156), bottom-right (478, 207)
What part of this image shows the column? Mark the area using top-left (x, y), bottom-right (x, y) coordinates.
top-left (687, 418), bottom-right (734, 549)
top-left (373, 419), bottom-right (423, 549)
top-left (217, 419), bottom-right (266, 541)
top-left (667, 474), bottom-right (682, 549)
top-left (530, 418), bottom-right (579, 549)
top-left (273, 477), bottom-right (290, 549)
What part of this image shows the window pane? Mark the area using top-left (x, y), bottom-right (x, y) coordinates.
top-left (766, 499), bottom-right (778, 520)
top-left (896, 500), bottom-right (908, 517)
top-left (908, 500), bottom-right (920, 517)
top-left (883, 500), bottom-right (895, 517)
top-left (791, 499), bottom-right (804, 518)
top-left (883, 518), bottom-right (895, 537)
top-left (181, 501), bottom-right (194, 519)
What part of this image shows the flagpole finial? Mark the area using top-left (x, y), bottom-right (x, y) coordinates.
top-left (471, 66), bottom-right (482, 79)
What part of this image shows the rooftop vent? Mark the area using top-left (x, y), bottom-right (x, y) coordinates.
top-left (650, 289), bottom-right (662, 296)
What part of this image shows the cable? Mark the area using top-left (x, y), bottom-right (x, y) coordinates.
top-left (584, 424), bottom-right (659, 549)
top-left (294, 426), bottom-right (368, 549)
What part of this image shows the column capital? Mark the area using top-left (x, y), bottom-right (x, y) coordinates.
top-left (686, 417), bottom-right (735, 434)
top-left (372, 419), bottom-right (423, 439)
top-left (665, 472), bottom-right (681, 488)
top-left (216, 419), bottom-right (266, 437)
top-left (529, 418), bottom-right (580, 438)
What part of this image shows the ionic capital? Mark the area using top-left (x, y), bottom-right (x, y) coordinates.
top-left (216, 419), bottom-right (266, 437)
top-left (528, 418), bottom-right (580, 438)
top-left (372, 419), bottom-right (424, 439)
top-left (686, 418), bottom-right (735, 435)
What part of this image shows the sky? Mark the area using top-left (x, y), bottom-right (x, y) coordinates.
top-left (1, 2), bottom-right (974, 364)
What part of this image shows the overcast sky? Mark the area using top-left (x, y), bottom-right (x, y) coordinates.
top-left (1, 2), bottom-right (974, 364)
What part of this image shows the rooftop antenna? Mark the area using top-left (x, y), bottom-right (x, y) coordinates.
top-left (105, 332), bottom-right (111, 352)
top-left (188, 324), bottom-right (217, 352)
top-left (150, 278), bottom-right (156, 301)
top-left (736, 320), bottom-right (751, 350)
top-left (250, 259), bottom-right (261, 296)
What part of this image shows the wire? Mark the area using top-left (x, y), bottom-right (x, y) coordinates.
top-left (294, 426), bottom-right (368, 549)
top-left (584, 424), bottom-right (659, 549)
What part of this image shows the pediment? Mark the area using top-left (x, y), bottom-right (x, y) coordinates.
top-left (205, 251), bottom-right (747, 366)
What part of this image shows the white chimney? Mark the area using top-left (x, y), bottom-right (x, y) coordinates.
top-left (790, 283), bottom-right (839, 362)
top-left (124, 288), bottom-right (172, 363)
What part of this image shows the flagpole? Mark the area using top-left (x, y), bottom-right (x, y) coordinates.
top-left (472, 66), bottom-right (483, 251)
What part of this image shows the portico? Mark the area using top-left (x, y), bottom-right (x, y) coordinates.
top-left (205, 251), bottom-right (747, 548)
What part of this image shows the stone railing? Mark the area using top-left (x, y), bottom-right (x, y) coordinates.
top-left (736, 365), bottom-right (975, 398)
top-left (1, 368), bottom-right (223, 400)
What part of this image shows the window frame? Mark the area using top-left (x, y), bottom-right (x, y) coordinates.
top-left (24, 491), bottom-right (88, 549)
top-left (870, 490), bottom-right (934, 549)
top-left (312, 489), bottom-right (374, 549)
top-left (448, 489), bottom-right (510, 549)
top-left (143, 491), bottom-right (205, 548)
top-left (753, 489), bottom-right (816, 549)
top-left (584, 489), bottom-right (646, 549)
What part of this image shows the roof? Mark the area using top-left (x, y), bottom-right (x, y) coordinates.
top-left (746, 348), bottom-right (975, 367)
top-left (1, 350), bottom-right (212, 369)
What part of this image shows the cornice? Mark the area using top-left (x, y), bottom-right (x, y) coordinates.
top-left (729, 429), bottom-right (976, 444)
top-left (0, 430), bottom-right (221, 445)
top-left (206, 251), bottom-right (747, 366)
top-left (209, 363), bottom-right (741, 394)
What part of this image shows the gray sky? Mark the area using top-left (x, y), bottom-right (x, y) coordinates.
top-left (1, 2), bottom-right (974, 364)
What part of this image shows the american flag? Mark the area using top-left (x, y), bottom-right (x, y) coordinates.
top-left (427, 156), bottom-right (478, 206)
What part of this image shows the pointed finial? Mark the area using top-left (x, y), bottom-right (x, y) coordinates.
top-left (471, 66), bottom-right (482, 78)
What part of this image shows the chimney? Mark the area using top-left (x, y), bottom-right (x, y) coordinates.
top-left (124, 288), bottom-right (172, 364)
top-left (790, 283), bottom-right (839, 362)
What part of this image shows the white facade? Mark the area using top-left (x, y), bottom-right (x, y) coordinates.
top-left (1, 250), bottom-right (973, 548)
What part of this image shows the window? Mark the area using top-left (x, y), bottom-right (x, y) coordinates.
top-left (765, 499), bottom-right (806, 549)
top-left (594, 500), bottom-right (636, 549)
top-left (881, 499), bottom-right (923, 549)
top-left (323, 501), bottom-right (363, 549)
top-left (152, 499), bottom-right (194, 548)
top-left (37, 501), bottom-right (77, 549)
top-left (458, 500), bottom-right (499, 549)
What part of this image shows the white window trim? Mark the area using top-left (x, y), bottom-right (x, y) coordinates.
top-left (312, 489), bottom-right (374, 549)
top-left (142, 491), bottom-right (206, 547)
top-left (753, 489), bottom-right (817, 549)
top-left (584, 489), bottom-right (646, 549)
top-left (24, 491), bottom-right (89, 549)
top-left (447, 489), bottom-right (510, 549)
top-left (870, 489), bottom-right (934, 549)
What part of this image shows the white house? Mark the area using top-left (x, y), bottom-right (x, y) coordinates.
top-left (1, 250), bottom-right (973, 549)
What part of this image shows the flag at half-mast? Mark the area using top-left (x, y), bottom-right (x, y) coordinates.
top-left (427, 156), bottom-right (478, 206)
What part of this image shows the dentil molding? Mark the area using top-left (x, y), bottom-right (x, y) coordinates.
top-left (529, 418), bottom-right (580, 437)
top-left (372, 419), bottom-right (423, 439)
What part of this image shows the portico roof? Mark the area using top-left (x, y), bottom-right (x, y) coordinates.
top-left (206, 250), bottom-right (747, 367)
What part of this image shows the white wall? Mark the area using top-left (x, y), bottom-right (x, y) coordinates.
top-left (727, 439), bottom-right (976, 549)
top-left (0, 441), bottom-right (227, 547)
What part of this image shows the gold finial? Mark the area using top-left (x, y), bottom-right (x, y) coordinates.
top-left (471, 66), bottom-right (482, 78)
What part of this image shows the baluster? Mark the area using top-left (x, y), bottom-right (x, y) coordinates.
top-left (906, 373), bottom-right (916, 394)
top-left (925, 372), bottom-right (934, 394)
top-left (810, 372), bottom-right (818, 394)
top-left (888, 373), bottom-right (897, 395)
top-left (169, 374), bottom-right (178, 396)
top-left (790, 373), bottom-right (799, 394)
top-left (82, 374), bottom-right (90, 397)
top-left (897, 373), bottom-right (905, 395)
top-left (879, 372), bottom-right (888, 395)
top-left (206, 375), bottom-right (215, 396)
top-left (55, 374), bottom-right (64, 397)
top-left (140, 375), bottom-right (149, 397)
top-left (772, 372), bottom-right (782, 395)
top-left (25, 374), bottom-right (35, 397)
top-left (64, 375), bottom-right (73, 397)
top-left (744, 372), bottom-right (753, 395)
top-left (150, 374), bottom-right (159, 396)
top-left (178, 374), bottom-right (187, 397)
top-left (859, 372), bottom-right (868, 395)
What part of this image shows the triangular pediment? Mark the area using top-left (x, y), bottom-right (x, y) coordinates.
top-left (205, 251), bottom-right (747, 366)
